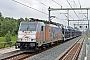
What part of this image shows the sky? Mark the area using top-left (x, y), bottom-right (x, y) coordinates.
top-left (0, 0), bottom-right (90, 27)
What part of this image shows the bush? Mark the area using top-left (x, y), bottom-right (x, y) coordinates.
top-left (12, 32), bottom-right (16, 36)
top-left (5, 31), bottom-right (11, 42)
top-left (0, 32), bottom-right (4, 37)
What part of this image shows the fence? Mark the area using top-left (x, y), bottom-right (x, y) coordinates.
top-left (0, 41), bottom-right (16, 49)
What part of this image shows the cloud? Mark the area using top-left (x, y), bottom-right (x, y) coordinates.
top-left (0, 0), bottom-right (90, 27)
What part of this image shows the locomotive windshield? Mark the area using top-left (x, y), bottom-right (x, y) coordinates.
top-left (19, 22), bottom-right (37, 31)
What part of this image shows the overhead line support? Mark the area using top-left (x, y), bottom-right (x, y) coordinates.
top-left (48, 8), bottom-right (90, 11)
top-left (68, 20), bottom-right (90, 21)
top-left (48, 7), bottom-right (51, 23)
top-left (48, 7), bottom-right (90, 33)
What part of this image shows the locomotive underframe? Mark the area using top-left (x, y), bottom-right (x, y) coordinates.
top-left (15, 42), bottom-right (38, 50)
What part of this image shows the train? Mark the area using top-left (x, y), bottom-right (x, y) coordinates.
top-left (15, 19), bottom-right (82, 52)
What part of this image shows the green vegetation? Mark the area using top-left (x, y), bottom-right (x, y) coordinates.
top-left (0, 12), bottom-right (30, 49)
top-left (0, 35), bottom-right (17, 49)
top-left (0, 37), bottom-right (5, 42)
top-left (0, 35), bottom-right (17, 42)
top-left (0, 12), bottom-right (30, 37)
top-left (5, 31), bottom-right (11, 42)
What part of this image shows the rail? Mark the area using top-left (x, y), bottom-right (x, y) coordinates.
top-left (58, 35), bottom-right (85, 60)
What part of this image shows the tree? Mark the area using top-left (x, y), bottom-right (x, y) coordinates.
top-left (0, 12), bottom-right (2, 17)
top-left (25, 18), bottom-right (30, 22)
top-left (0, 17), bottom-right (18, 36)
top-left (5, 31), bottom-right (11, 42)
top-left (17, 18), bottom-right (24, 25)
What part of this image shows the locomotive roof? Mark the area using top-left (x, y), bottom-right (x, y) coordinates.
top-left (49, 24), bottom-right (58, 28)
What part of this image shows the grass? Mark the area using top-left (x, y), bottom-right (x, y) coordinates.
top-left (0, 35), bottom-right (18, 42)
top-left (0, 35), bottom-right (18, 49)
top-left (11, 35), bottom-right (18, 41)
top-left (0, 37), bottom-right (5, 42)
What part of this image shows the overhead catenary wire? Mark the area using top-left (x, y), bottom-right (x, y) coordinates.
top-left (59, 12), bottom-right (74, 20)
top-left (73, 0), bottom-right (86, 19)
top-left (35, 0), bottom-right (48, 7)
top-left (51, 0), bottom-right (62, 8)
top-left (12, 0), bottom-right (66, 23)
top-left (74, 0), bottom-right (83, 20)
top-left (73, 0), bottom-right (85, 18)
top-left (77, 0), bottom-right (87, 18)
top-left (12, 0), bottom-right (48, 15)
top-left (73, 0), bottom-right (77, 7)
top-left (35, 0), bottom-right (73, 21)
top-left (34, 0), bottom-right (48, 12)
top-left (55, 16), bottom-right (67, 23)
top-left (78, 0), bottom-right (81, 7)
top-left (35, 0), bottom-right (67, 23)
top-left (51, 0), bottom-right (74, 23)
top-left (66, 0), bottom-right (80, 27)
top-left (51, 0), bottom-right (74, 20)
top-left (51, 0), bottom-right (74, 21)
top-left (69, 0), bottom-right (88, 28)
top-left (66, 0), bottom-right (80, 20)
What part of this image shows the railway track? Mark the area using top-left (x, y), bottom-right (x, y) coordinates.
top-left (1, 41), bottom-right (64, 60)
top-left (59, 35), bottom-right (85, 60)
top-left (1, 36), bottom-right (82, 60)
top-left (2, 53), bottom-right (32, 60)
top-left (2, 44), bottom-right (63, 60)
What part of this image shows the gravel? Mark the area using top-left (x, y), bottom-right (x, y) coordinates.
top-left (0, 50), bottom-right (23, 60)
top-left (26, 36), bottom-right (81, 60)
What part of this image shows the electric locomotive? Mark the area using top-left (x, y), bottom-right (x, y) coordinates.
top-left (15, 19), bottom-right (82, 52)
